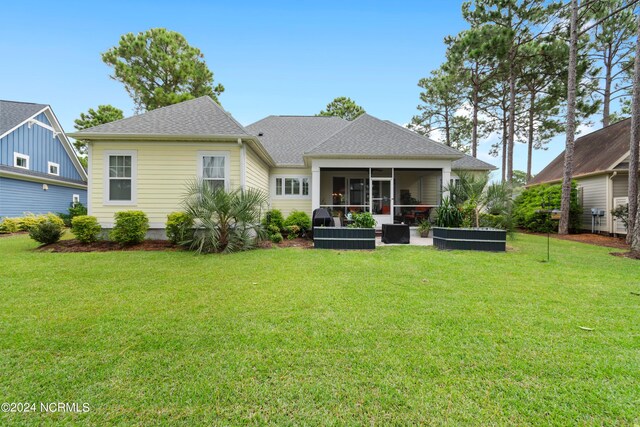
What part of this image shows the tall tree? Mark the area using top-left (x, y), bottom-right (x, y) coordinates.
top-left (559, 0), bottom-right (580, 235)
top-left (317, 97), bottom-right (365, 121)
top-left (411, 66), bottom-right (472, 152)
top-left (73, 105), bottom-right (124, 168)
top-left (589, 0), bottom-right (636, 127)
top-left (102, 28), bottom-right (224, 112)
top-left (462, 0), bottom-right (556, 182)
top-left (446, 26), bottom-right (496, 158)
top-left (628, 15), bottom-right (640, 247)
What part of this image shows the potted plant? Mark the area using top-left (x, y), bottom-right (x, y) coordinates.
top-left (417, 220), bottom-right (431, 238)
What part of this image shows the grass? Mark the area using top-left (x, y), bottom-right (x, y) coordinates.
top-left (0, 233), bottom-right (639, 425)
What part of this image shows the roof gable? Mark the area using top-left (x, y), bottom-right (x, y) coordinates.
top-left (246, 116), bottom-right (349, 166)
top-left (0, 100), bottom-right (47, 138)
top-left (528, 119), bottom-right (631, 185)
top-left (305, 114), bottom-right (465, 159)
top-left (72, 96), bottom-right (249, 137)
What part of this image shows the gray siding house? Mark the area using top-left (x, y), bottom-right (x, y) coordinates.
top-left (528, 119), bottom-right (632, 235)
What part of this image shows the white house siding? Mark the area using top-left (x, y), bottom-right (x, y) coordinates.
top-left (244, 145), bottom-right (270, 195)
top-left (269, 167), bottom-right (312, 217)
top-left (577, 175), bottom-right (608, 232)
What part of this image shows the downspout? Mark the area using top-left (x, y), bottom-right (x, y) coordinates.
top-left (238, 138), bottom-right (246, 190)
top-left (608, 171), bottom-right (617, 234)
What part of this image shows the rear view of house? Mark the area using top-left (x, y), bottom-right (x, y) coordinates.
top-left (0, 100), bottom-right (87, 217)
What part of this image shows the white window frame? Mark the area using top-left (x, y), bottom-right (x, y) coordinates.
top-left (103, 150), bottom-right (137, 206)
top-left (13, 152), bottom-right (29, 169)
top-left (72, 194), bottom-right (80, 204)
top-left (48, 161), bottom-right (60, 176)
top-left (197, 151), bottom-right (230, 191)
top-left (272, 175), bottom-right (311, 199)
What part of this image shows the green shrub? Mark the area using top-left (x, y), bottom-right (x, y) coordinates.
top-left (350, 212), bottom-right (376, 228)
top-left (270, 232), bottom-right (283, 243)
top-left (262, 209), bottom-right (285, 232)
top-left (479, 213), bottom-right (512, 230)
top-left (513, 182), bottom-right (581, 233)
top-left (58, 202), bottom-right (88, 227)
top-left (0, 217), bottom-right (21, 233)
top-left (611, 203), bottom-right (629, 230)
top-left (284, 211), bottom-right (312, 235)
top-left (110, 211), bottom-right (149, 245)
top-left (71, 215), bottom-right (102, 243)
top-left (286, 224), bottom-right (301, 239)
top-left (434, 197), bottom-right (463, 228)
top-left (166, 212), bottom-right (194, 245)
top-left (29, 220), bottom-right (64, 244)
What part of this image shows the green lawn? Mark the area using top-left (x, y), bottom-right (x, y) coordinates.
top-left (0, 234), bottom-right (639, 425)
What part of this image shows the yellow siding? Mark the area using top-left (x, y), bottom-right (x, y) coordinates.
top-left (245, 145), bottom-right (270, 195)
top-left (90, 140), bottom-right (241, 227)
top-left (269, 167), bottom-right (312, 216)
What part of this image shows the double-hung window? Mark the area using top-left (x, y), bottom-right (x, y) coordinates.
top-left (105, 151), bottom-right (136, 204)
top-left (274, 176), bottom-right (310, 197)
top-left (199, 152), bottom-right (229, 191)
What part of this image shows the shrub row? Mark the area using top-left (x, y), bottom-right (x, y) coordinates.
top-left (0, 213), bottom-right (65, 234)
top-left (262, 209), bottom-right (311, 240)
top-left (512, 182), bottom-right (581, 233)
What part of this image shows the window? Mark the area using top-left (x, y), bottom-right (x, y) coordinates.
top-left (14, 152), bottom-right (29, 169)
top-left (274, 176), bottom-right (310, 198)
top-left (48, 161), bottom-right (60, 176)
top-left (198, 152), bottom-right (229, 191)
top-left (104, 151), bottom-right (136, 204)
top-left (72, 194), bottom-right (80, 204)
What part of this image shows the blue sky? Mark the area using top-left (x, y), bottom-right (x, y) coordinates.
top-left (0, 1), bottom-right (599, 176)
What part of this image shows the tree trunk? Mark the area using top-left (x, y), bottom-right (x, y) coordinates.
top-left (603, 50), bottom-right (612, 128)
top-left (502, 109), bottom-right (508, 182)
top-left (507, 60), bottom-right (517, 182)
top-left (445, 109), bottom-right (451, 147)
top-left (472, 85), bottom-right (479, 158)
top-left (629, 16), bottom-right (640, 249)
top-left (559, 0), bottom-right (579, 235)
top-left (527, 90), bottom-right (536, 183)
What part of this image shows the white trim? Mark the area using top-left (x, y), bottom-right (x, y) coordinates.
top-left (607, 150), bottom-right (631, 171)
top-left (28, 118), bottom-right (55, 133)
top-left (197, 151), bottom-right (231, 190)
top-left (103, 150), bottom-right (137, 206)
top-left (72, 194), bottom-right (80, 204)
top-left (271, 174), bottom-right (311, 199)
top-left (42, 108), bottom-right (88, 181)
top-left (13, 152), bottom-right (29, 169)
top-left (47, 161), bottom-right (60, 176)
top-left (87, 143), bottom-right (93, 215)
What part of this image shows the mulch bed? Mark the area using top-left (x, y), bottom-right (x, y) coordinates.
top-left (527, 231), bottom-right (630, 250)
top-left (38, 239), bottom-right (178, 253)
top-left (258, 238), bottom-right (314, 249)
top-left (0, 231), bottom-right (28, 238)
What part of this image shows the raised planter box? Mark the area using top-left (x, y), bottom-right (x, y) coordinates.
top-left (433, 227), bottom-right (506, 252)
top-left (313, 227), bottom-right (376, 250)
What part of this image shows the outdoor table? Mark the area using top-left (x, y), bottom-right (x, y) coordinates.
top-left (381, 224), bottom-right (410, 244)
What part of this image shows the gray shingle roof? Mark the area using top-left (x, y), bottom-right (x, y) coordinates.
top-left (0, 100), bottom-right (48, 136)
top-left (305, 114), bottom-right (465, 159)
top-left (72, 96), bottom-right (249, 137)
top-left (452, 154), bottom-right (496, 171)
top-left (246, 115), bottom-right (350, 166)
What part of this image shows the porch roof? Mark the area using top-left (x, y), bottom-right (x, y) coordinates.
top-left (304, 114), bottom-right (465, 160)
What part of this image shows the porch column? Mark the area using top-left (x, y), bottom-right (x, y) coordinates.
top-left (311, 164), bottom-right (321, 211)
top-left (441, 166), bottom-right (451, 201)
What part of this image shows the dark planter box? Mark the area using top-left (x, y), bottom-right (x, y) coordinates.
top-left (433, 227), bottom-right (506, 252)
top-left (313, 227), bottom-right (376, 250)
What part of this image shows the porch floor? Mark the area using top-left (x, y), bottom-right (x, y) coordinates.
top-left (376, 228), bottom-right (433, 247)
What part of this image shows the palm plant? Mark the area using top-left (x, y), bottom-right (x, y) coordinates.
top-left (446, 172), bottom-right (512, 228)
top-left (182, 180), bottom-right (268, 254)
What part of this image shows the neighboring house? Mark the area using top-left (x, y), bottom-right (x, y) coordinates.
top-left (0, 100), bottom-right (87, 217)
top-left (528, 118), bottom-right (632, 235)
top-left (71, 96), bottom-right (495, 234)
